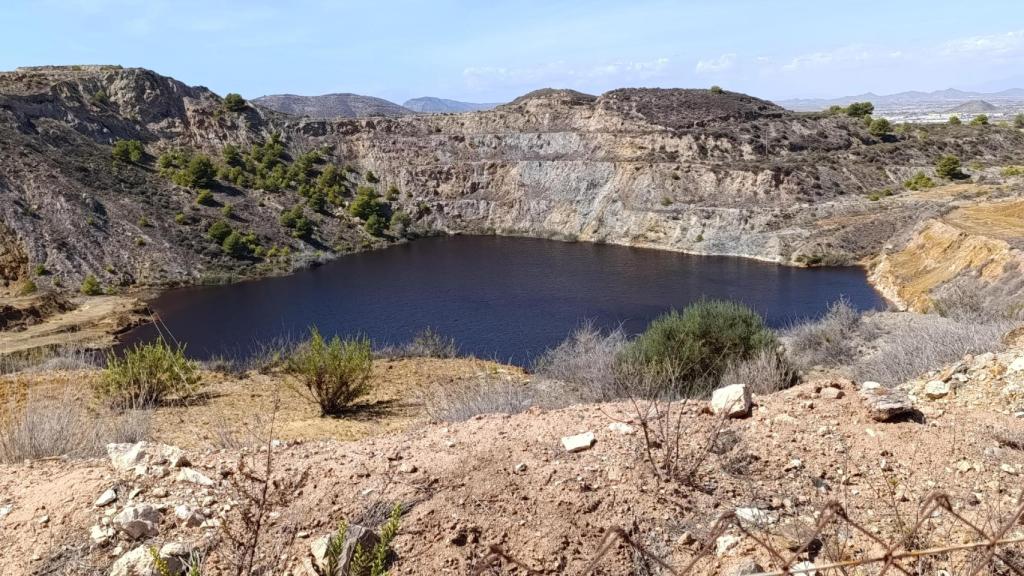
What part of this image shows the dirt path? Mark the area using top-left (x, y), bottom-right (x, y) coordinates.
top-left (0, 294), bottom-right (148, 356)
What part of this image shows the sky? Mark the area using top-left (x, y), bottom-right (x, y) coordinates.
top-left (4, 0), bottom-right (1024, 104)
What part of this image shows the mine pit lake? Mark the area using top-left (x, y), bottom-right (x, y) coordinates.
top-left (120, 236), bottom-right (886, 365)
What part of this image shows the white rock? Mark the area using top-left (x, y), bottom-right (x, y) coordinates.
top-left (608, 422), bottom-right (635, 435)
top-left (107, 442), bottom-right (188, 473)
top-left (735, 507), bottom-right (778, 526)
top-left (710, 384), bottom-right (752, 418)
top-left (791, 560), bottom-right (817, 575)
top-left (861, 381), bottom-right (884, 393)
top-left (514, 462), bottom-right (528, 473)
top-left (95, 488), bottom-right (118, 507)
top-left (819, 387), bottom-right (844, 400)
top-left (90, 524), bottom-right (114, 545)
top-left (560, 431), bottom-right (596, 453)
top-left (176, 467), bottom-right (215, 486)
top-left (715, 533), bottom-right (741, 557)
top-left (924, 380), bottom-right (951, 399)
top-left (174, 504), bottom-right (204, 527)
top-left (1001, 463), bottom-right (1019, 475)
top-left (1007, 356), bottom-right (1024, 374)
top-left (112, 504), bottom-right (161, 540)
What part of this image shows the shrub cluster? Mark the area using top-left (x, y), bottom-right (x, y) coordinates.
top-left (159, 149), bottom-right (217, 189)
top-left (112, 139), bottom-right (144, 163)
top-left (223, 92), bottom-right (247, 112)
top-left (285, 328), bottom-right (373, 416)
top-left (827, 101), bottom-right (874, 118)
top-left (903, 171), bottom-right (936, 190)
top-left (94, 339), bottom-right (201, 408)
top-left (935, 155), bottom-right (965, 180)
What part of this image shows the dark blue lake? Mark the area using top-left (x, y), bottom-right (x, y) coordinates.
top-left (120, 236), bottom-right (885, 365)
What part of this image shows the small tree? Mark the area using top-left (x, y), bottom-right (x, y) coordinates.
top-left (903, 171), bottom-right (935, 190)
top-left (1015, 113), bottom-right (1024, 129)
top-left (935, 155), bottom-right (965, 180)
top-left (207, 220), bottom-right (232, 243)
top-left (80, 274), bottom-right (102, 295)
top-left (969, 114), bottom-right (989, 126)
top-left (176, 155), bottom-right (217, 188)
top-left (112, 139), bottom-right (145, 163)
top-left (948, 115), bottom-right (962, 125)
top-left (845, 101), bottom-right (874, 118)
top-left (709, 85), bottom-right (724, 94)
top-left (223, 93), bottom-right (247, 112)
top-left (222, 231), bottom-right (250, 258)
top-left (364, 213), bottom-right (387, 236)
top-left (868, 117), bottom-right (892, 137)
top-left (196, 189), bottom-right (216, 206)
top-left (285, 328), bottom-right (373, 416)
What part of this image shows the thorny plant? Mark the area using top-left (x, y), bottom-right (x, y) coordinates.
top-left (219, 393), bottom-right (308, 576)
top-left (323, 503), bottom-right (402, 576)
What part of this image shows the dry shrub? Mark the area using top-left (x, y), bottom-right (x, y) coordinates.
top-left (0, 389), bottom-right (150, 463)
top-left (418, 368), bottom-right (533, 422)
top-left (720, 348), bottom-right (798, 394)
top-left (376, 327), bottom-right (459, 359)
top-left (285, 328), bottom-right (373, 416)
top-left (782, 298), bottom-right (870, 370)
top-left (531, 322), bottom-right (627, 404)
top-left (854, 313), bottom-right (1012, 385)
top-left (0, 345), bottom-right (99, 375)
top-left (932, 266), bottom-right (1024, 322)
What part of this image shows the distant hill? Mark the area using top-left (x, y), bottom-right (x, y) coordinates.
top-left (252, 93), bottom-right (411, 118)
top-left (778, 88), bottom-right (1024, 111)
top-left (403, 97), bottom-right (500, 113)
top-left (944, 100), bottom-right (998, 114)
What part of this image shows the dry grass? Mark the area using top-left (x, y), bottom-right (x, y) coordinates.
top-left (782, 298), bottom-right (872, 371)
top-left (720, 348), bottom-right (797, 394)
top-left (531, 322), bottom-right (627, 404)
top-left (0, 387), bottom-right (149, 463)
top-left (417, 367), bottom-right (534, 422)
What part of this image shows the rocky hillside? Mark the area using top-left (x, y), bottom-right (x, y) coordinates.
top-left (2, 65), bottom-right (1024, 298)
top-left (402, 96), bottom-right (499, 113)
top-left (252, 93), bottom-right (411, 118)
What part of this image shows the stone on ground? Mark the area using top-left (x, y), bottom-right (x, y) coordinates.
top-left (561, 431), bottom-right (596, 453)
top-left (711, 384), bottom-right (752, 418)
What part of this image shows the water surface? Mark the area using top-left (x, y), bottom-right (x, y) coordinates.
top-left (121, 236), bottom-right (885, 365)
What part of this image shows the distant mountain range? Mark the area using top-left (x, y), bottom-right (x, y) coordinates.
top-left (944, 100), bottom-right (999, 114)
top-left (252, 93), bottom-right (412, 118)
top-left (778, 88), bottom-right (1024, 111)
top-left (403, 97), bottom-right (499, 113)
top-left (253, 93), bottom-right (501, 119)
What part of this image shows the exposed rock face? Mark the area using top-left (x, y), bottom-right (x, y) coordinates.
top-left (2, 66), bottom-right (1023, 295)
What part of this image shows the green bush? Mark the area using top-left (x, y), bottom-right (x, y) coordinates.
top-left (1001, 165), bottom-right (1024, 177)
top-left (969, 114), bottom-right (989, 126)
top-left (112, 139), bottom-right (144, 163)
top-left (709, 85), bottom-right (724, 94)
top-left (80, 274), bottom-right (102, 295)
top-left (349, 187), bottom-right (389, 221)
top-left (619, 300), bottom-right (777, 397)
top-left (207, 220), bottom-right (232, 243)
top-left (33, 264), bottom-right (48, 276)
top-left (221, 231), bottom-right (250, 258)
top-left (222, 144), bottom-right (242, 167)
top-left (364, 214), bottom-right (387, 236)
top-left (948, 115), bottom-right (961, 125)
top-left (285, 328), bottom-right (373, 416)
top-left (868, 117), bottom-right (892, 137)
top-left (903, 171), bottom-right (935, 190)
top-left (365, 170), bottom-right (379, 184)
top-left (94, 339), bottom-right (200, 408)
top-left (195, 189), bottom-right (216, 206)
top-left (935, 155), bottom-right (965, 180)
top-left (280, 205), bottom-right (314, 238)
top-left (1015, 114), bottom-right (1024, 129)
top-left (173, 155), bottom-right (216, 188)
top-left (18, 279), bottom-right (37, 296)
top-left (223, 93), bottom-right (247, 112)
top-left (844, 101), bottom-right (874, 118)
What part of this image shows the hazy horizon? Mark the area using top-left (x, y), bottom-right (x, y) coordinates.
top-left (4, 1), bottom-right (1024, 103)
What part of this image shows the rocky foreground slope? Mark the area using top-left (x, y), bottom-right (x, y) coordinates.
top-left (1, 347), bottom-right (1022, 575)
top-left (3, 65), bottom-right (1024, 304)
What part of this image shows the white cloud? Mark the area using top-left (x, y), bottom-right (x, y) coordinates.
top-left (940, 29), bottom-right (1024, 56)
top-left (695, 53), bottom-right (735, 74)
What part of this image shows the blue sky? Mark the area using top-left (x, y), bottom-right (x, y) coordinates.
top-left (4, 1), bottom-right (1024, 103)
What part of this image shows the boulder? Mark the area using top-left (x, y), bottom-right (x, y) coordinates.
top-left (715, 534), bottom-right (741, 557)
top-left (560, 432), bottom-right (596, 453)
top-left (174, 504), bottom-right (204, 528)
top-left (924, 380), bottom-right (951, 399)
top-left (819, 387), bottom-right (844, 400)
top-left (109, 545), bottom-right (185, 576)
top-left (859, 387), bottom-right (915, 422)
top-left (107, 442), bottom-right (189, 473)
top-left (112, 505), bottom-right (161, 540)
top-left (95, 488), bottom-right (118, 507)
top-left (176, 467), bottom-right (215, 486)
top-left (90, 524), bottom-right (114, 546)
top-left (710, 384), bottom-right (752, 418)
top-left (311, 524), bottom-right (381, 576)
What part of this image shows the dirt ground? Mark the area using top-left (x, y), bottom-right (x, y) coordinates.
top-left (0, 347), bottom-right (1022, 575)
top-left (0, 294), bottom-right (148, 356)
